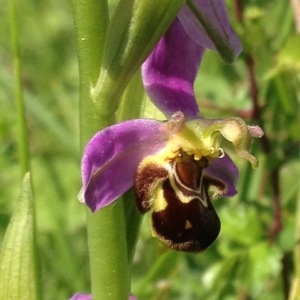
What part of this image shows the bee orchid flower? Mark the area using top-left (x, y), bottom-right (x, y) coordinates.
top-left (79, 0), bottom-right (263, 253)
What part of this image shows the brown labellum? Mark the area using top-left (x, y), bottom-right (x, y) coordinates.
top-left (135, 158), bottom-right (169, 213)
top-left (135, 152), bottom-right (221, 253)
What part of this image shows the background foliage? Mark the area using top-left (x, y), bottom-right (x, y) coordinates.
top-left (0, 0), bottom-right (299, 299)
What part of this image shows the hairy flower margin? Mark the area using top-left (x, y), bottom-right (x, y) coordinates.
top-left (79, 0), bottom-right (263, 214)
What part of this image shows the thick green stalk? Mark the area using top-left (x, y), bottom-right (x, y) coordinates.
top-left (72, 1), bottom-right (130, 299)
top-left (296, 193), bottom-right (300, 288)
top-left (85, 203), bottom-right (130, 300)
top-left (72, 0), bottom-right (112, 136)
top-left (289, 192), bottom-right (300, 300)
top-left (9, 0), bottom-right (30, 176)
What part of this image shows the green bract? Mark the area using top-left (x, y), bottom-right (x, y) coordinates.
top-left (0, 173), bottom-right (40, 300)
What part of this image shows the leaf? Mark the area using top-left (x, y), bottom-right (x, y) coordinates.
top-left (264, 35), bottom-right (300, 79)
top-left (0, 173), bottom-right (40, 300)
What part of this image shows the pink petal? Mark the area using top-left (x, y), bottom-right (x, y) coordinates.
top-left (142, 18), bottom-right (204, 119)
top-left (81, 119), bottom-right (168, 212)
top-left (69, 293), bottom-right (91, 300)
top-left (69, 293), bottom-right (138, 300)
top-left (205, 153), bottom-right (239, 197)
top-left (178, 0), bottom-right (242, 62)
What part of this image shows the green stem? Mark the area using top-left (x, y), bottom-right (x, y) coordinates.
top-left (72, 1), bottom-right (130, 299)
top-left (116, 70), bottom-right (146, 122)
top-left (86, 204), bottom-right (130, 300)
top-left (9, 0), bottom-right (30, 176)
top-left (9, 4), bottom-right (40, 298)
top-left (296, 193), bottom-right (300, 283)
top-left (116, 71), bottom-right (146, 263)
top-left (289, 192), bottom-right (300, 300)
top-left (72, 0), bottom-right (112, 138)
top-left (123, 189), bottom-right (142, 263)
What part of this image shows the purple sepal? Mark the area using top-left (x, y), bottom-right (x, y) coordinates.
top-left (178, 0), bottom-right (242, 61)
top-left (69, 293), bottom-right (91, 300)
top-left (69, 293), bottom-right (138, 300)
top-left (205, 153), bottom-right (239, 197)
top-left (142, 18), bottom-right (203, 119)
top-left (81, 119), bottom-right (168, 212)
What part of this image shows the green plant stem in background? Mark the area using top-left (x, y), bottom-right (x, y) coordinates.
top-left (9, 0), bottom-right (30, 176)
top-left (289, 193), bottom-right (300, 300)
top-left (72, 1), bottom-right (130, 299)
top-left (295, 193), bottom-right (300, 299)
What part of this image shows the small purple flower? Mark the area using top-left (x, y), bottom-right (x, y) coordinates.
top-left (69, 293), bottom-right (91, 300)
top-left (69, 293), bottom-right (137, 300)
top-left (79, 0), bottom-right (263, 252)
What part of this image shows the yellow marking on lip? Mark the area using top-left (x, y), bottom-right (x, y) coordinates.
top-left (185, 220), bottom-right (193, 229)
top-left (153, 187), bottom-right (168, 212)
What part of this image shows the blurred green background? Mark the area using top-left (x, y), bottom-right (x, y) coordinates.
top-left (0, 0), bottom-right (299, 299)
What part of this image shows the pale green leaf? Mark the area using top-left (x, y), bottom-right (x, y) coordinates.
top-left (0, 173), bottom-right (40, 300)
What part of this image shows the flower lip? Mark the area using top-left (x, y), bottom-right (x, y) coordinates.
top-left (135, 151), bottom-right (222, 252)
